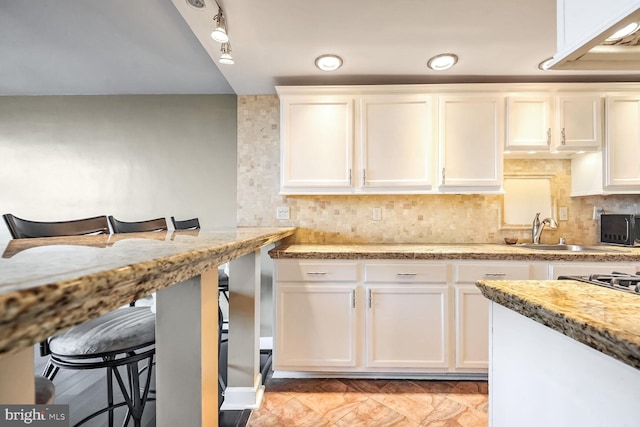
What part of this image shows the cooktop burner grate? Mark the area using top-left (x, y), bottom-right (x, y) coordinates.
top-left (558, 272), bottom-right (640, 294)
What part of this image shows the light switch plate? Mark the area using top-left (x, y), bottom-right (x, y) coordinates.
top-left (276, 206), bottom-right (290, 220)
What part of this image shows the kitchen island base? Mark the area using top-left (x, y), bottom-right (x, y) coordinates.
top-left (489, 302), bottom-right (639, 427)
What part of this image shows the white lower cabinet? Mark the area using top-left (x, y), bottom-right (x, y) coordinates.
top-left (364, 262), bottom-right (449, 369)
top-left (276, 284), bottom-right (357, 368)
top-left (365, 285), bottom-right (448, 369)
top-left (274, 261), bottom-right (359, 370)
top-left (274, 259), bottom-right (537, 376)
top-left (454, 263), bottom-right (533, 372)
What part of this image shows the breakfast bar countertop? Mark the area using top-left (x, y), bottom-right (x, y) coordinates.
top-left (0, 227), bottom-right (295, 358)
top-left (268, 242), bottom-right (640, 262)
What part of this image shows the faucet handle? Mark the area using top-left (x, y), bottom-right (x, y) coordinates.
top-left (533, 212), bottom-right (541, 226)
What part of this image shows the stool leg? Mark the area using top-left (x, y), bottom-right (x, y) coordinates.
top-left (107, 367), bottom-right (114, 427)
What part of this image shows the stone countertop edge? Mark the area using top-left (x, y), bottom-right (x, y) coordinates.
top-left (268, 243), bottom-right (640, 261)
top-left (476, 280), bottom-right (640, 371)
top-left (0, 227), bottom-right (295, 358)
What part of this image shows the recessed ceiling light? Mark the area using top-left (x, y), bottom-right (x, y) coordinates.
top-left (606, 22), bottom-right (640, 41)
top-left (315, 54), bottom-right (343, 71)
top-left (186, 0), bottom-right (206, 9)
top-left (538, 57), bottom-right (554, 71)
top-left (427, 54), bottom-right (458, 71)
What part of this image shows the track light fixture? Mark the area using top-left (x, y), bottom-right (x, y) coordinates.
top-left (219, 42), bottom-right (234, 64)
top-left (211, 7), bottom-right (229, 43)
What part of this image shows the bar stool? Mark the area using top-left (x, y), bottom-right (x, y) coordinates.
top-left (2, 213), bottom-right (155, 427)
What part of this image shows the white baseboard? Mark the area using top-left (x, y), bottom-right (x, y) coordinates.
top-left (271, 370), bottom-right (488, 381)
top-left (219, 374), bottom-right (265, 410)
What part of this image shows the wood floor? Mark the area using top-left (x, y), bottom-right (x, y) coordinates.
top-left (248, 377), bottom-right (488, 427)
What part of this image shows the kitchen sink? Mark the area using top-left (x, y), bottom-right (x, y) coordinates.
top-left (516, 244), bottom-right (606, 252)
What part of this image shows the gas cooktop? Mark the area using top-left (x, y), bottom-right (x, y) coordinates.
top-left (558, 272), bottom-right (640, 294)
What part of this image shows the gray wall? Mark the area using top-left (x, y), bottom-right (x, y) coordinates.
top-left (0, 95), bottom-right (237, 238)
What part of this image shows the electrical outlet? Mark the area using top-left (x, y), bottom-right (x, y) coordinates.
top-left (276, 206), bottom-right (290, 220)
top-left (592, 206), bottom-right (604, 220)
top-left (559, 206), bottom-right (568, 221)
top-left (372, 207), bottom-right (382, 221)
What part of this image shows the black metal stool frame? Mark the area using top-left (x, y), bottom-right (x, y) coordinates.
top-left (46, 347), bottom-right (155, 427)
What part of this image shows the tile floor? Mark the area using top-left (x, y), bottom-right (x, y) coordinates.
top-left (247, 378), bottom-right (488, 427)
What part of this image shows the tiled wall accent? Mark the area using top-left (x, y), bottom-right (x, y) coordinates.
top-left (237, 95), bottom-right (640, 245)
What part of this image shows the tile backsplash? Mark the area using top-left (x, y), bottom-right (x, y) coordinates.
top-left (237, 95), bottom-right (640, 245)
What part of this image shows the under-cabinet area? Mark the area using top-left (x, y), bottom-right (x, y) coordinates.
top-left (270, 249), bottom-right (640, 379)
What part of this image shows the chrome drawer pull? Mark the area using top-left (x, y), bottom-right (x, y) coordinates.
top-left (306, 272), bottom-right (328, 275)
top-left (485, 273), bottom-right (507, 277)
top-left (396, 273), bottom-right (417, 276)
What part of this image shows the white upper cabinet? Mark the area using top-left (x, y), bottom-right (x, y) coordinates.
top-left (279, 94), bottom-right (355, 194)
top-left (360, 95), bottom-right (433, 191)
top-left (554, 94), bottom-right (603, 151)
top-left (505, 95), bottom-right (552, 151)
top-left (604, 95), bottom-right (640, 190)
top-left (505, 94), bottom-right (602, 154)
top-left (438, 94), bottom-right (504, 192)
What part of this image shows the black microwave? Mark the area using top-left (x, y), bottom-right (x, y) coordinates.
top-left (600, 214), bottom-right (640, 246)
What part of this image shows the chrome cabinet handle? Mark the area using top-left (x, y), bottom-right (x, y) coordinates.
top-left (484, 273), bottom-right (507, 277)
top-left (396, 273), bottom-right (417, 276)
top-left (442, 168), bottom-right (445, 184)
top-left (362, 169), bottom-right (366, 186)
top-left (547, 128), bottom-right (551, 146)
top-left (306, 272), bottom-right (327, 275)
top-left (368, 289), bottom-right (372, 308)
top-left (349, 168), bottom-right (352, 186)
top-left (352, 289), bottom-right (356, 308)
top-left (561, 128), bottom-right (566, 145)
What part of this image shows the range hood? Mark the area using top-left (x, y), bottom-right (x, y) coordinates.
top-left (547, 0), bottom-right (640, 70)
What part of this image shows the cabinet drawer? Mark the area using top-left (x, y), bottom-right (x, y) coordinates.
top-left (276, 261), bottom-right (358, 282)
top-left (364, 263), bottom-right (448, 283)
top-left (456, 263), bottom-right (530, 282)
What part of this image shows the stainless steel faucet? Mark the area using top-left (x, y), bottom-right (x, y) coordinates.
top-left (532, 212), bottom-right (558, 244)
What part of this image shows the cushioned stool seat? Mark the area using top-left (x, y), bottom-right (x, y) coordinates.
top-left (49, 308), bottom-right (155, 357)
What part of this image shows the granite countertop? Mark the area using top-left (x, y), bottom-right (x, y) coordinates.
top-left (476, 280), bottom-right (640, 370)
top-left (269, 243), bottom-right (640, 262)
top-left (0, 227), bottom-right (295, 358)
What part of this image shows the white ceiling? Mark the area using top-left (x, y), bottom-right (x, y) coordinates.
top-left (3, 0), bottom-right (639, 96)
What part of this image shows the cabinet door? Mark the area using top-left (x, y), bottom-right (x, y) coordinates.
top-left (555, 94), bottom-right (602, 151)
top-left (365, 285), bottom-right (448, 369)
top-left (438, 95), bottom-right (504, 191)
top-left (280, 95), bottom-right (354, 193)
top-left (360, 95), bottom-right (433, 190)
top-left (505, 96), bottom-right (551, 151)
top-left (455, 285), bottom-right (489, 370)
top-left (275, 284), bottom-right (357, 369)
top-left (455, 263), bottom-right (531, 371)
top-left (605, 96), bottom-right (640, 190)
